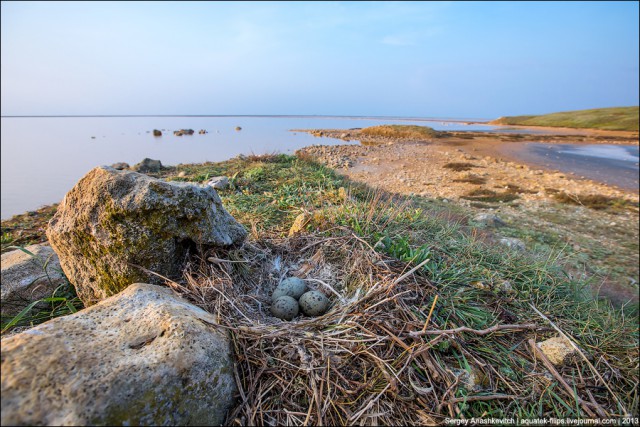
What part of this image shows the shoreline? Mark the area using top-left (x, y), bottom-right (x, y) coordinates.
top-left (294, 127), bottom-right (639, 196)
top-left (486, 123), bottom-right (639, 138)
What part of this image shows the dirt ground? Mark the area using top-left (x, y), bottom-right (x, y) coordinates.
top-left (296, 128), bottom-right (640, 308)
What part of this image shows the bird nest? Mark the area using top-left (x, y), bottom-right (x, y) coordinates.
top-left (167, 228), bottom-right (630, 425)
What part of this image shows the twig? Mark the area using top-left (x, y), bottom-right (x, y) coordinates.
top-left (207, 257), bottom-right (248, 264)
top-left (529, 303), bottom-right (629, 416)
top-left (304, 278), bottom-right (345, 302)
top-left (445, 394), bottom-right (518, 405)
top-left (421, 295), bottom-right (439, 333)
top-left (391, 257), bottom-right (431, 286)
top-left (408, 323), bottom-right (538, 338)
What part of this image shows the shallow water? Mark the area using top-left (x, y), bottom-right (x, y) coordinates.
top-left (2, 116), bottom-right (637, 219)
top-left (1, 115), bottom-right (497, 219)
top-left (522, 143), bottom-right (639, 191)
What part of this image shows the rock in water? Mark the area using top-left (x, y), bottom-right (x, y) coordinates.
top-left (131, 158), bottom-right (163, 173)
top-left (110, 162), bottom-right (130, 170)
top-left (46, 166), bottom-right (247, 306)
top-left (0, 283), bottom-right (236, 426)
top-left (0, 244), bottom-right (67, 318)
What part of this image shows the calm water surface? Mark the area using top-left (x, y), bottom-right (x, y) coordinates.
top-left (1, 116), bottom-right (495, 219)
top-left (3, 116), bottom-right (636, 219)
top-left (523, 143), bottom-right (639, 191)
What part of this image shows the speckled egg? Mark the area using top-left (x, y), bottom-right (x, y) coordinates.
top-left (272, 277), bottom-right (308, 301)
top-left (270, 296), bottom-right (299, 321)
top-left (299, 291), bottom-right (330, 317)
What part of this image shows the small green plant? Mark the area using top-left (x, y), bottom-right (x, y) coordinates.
top-left (1, 283), bottom-right (82, 334)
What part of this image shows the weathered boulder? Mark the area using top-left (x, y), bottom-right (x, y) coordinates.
top-left (1, 283), bottom-right (236, 426)
top-left (131, 158), bottom-right (163, 173)
top-left (46, 166), bottom-right (247, 306)
top-left (153, 129), bottom-right (162, 136)
top-left (1, 244), bottom-right (67, 318)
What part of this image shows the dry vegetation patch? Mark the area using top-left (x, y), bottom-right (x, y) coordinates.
top-left (443, 162), bottom-right (477, 172)
top-left (360, 125), bottom-right (439, 140)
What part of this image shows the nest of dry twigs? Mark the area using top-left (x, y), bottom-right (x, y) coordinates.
top-left (167, 228), bottom-right (634, 425)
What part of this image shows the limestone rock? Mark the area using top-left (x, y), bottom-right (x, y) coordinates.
top-left (538, 336), bottom-right (576, 366)
top-left (499, 237), bottom-right (525, 251)
top-left (46, 166), bottom-right (247, 306)
top-left (1, 244), bottom-right (67, 317)
top-left (131, 158), bottom-right (163, 173)
top-left (0, 283), bottom-right (236, 426)
top-left (473, 213), bottom-right (506, 227)
top-left (206, 176), bottom-right (230, 190)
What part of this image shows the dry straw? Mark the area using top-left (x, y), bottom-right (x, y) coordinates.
top-left (165, 226), bottom-right (635, 425)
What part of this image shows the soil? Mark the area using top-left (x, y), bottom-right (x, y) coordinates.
top-left (296, 128), bottom-right (640, 308)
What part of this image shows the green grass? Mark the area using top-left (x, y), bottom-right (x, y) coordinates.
top-left (360, 124), bottom-right (440, 139)
top-left (1, 245), bottom-right (83, 334)
top-left (1, 153), bottom-right (637, 418)
top-left (490, 106), bottom-right (639, 131)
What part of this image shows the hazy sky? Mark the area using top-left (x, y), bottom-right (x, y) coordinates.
top-left (1, 1), bottom-right (638, 118)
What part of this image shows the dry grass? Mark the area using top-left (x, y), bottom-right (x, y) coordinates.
top-left (360, 125), bottom-right (439, 140)
top-left (443, 162), bottom-right (477, 172)
top-left (461, 189), bottom-right (520, 203)
top-left (165, 219), bottom-right (637, 424)
top-left (452, 175), bottom-right (486, 185)
top-left (551, 192), bottom-right (638, 212)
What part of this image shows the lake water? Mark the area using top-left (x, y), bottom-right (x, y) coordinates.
top-left (521, 143), bottom-right (639, 191)
top-left (2, 116), bottom-right (637, 219)
top-left (1, 116), bottom-right (496, 219)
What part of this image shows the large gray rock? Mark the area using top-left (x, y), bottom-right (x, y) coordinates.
top-left (1, 244), bottom-right (67, 318)
top-left (46, 166), bottom-right (246, 306)
top-left (1, 283), bottom-right (236, 426)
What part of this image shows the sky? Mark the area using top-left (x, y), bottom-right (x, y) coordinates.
top-left (1, 1), bottom-right (638, 118)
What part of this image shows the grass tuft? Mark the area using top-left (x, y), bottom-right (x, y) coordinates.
top-left (552, 192), bottom-right (639, 212)
top-left (360, 125), bottom-right (439, 140)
